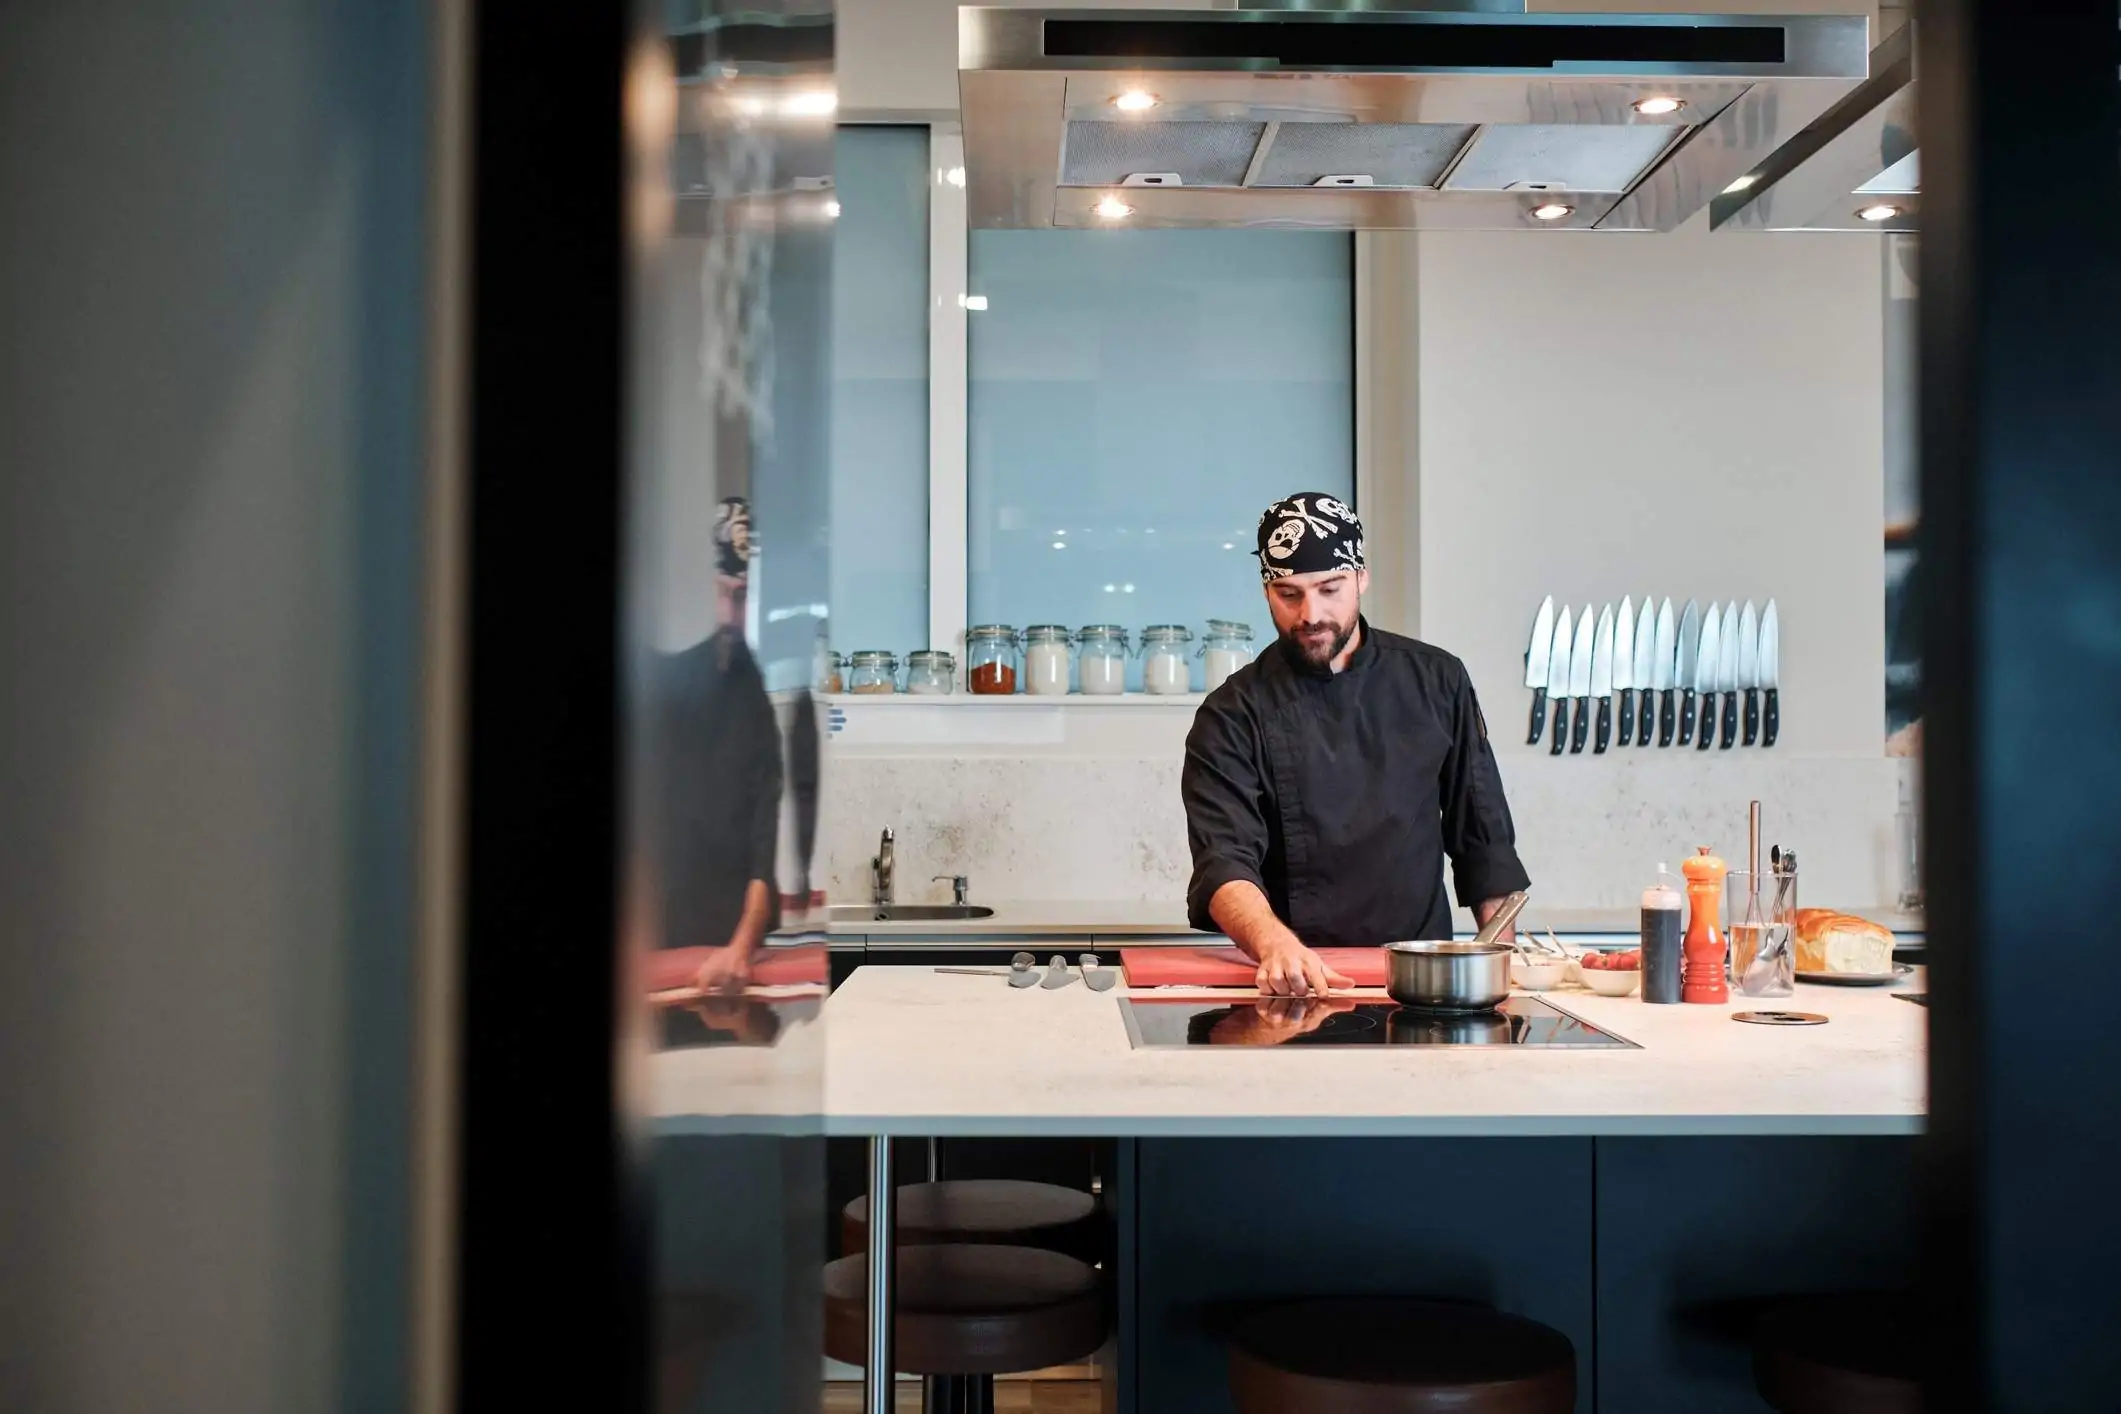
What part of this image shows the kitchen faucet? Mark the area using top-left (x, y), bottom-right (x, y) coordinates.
top-left (872, 827), bottom-right (894, 905)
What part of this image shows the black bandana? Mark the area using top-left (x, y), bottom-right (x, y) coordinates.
top-left (1255, 492), bottom-right (1364, 582)
top-left (714, 497), bottom-right (753, 580)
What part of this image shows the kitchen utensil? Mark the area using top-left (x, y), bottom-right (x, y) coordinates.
top-left (1547, 604), bottom-right (1574, 757)
top-left (1567, 604), bottom-right (1596, 754)
top-left (1652, 598), bottom-right (1679, 746)
top-left (1009, 950), bottom-right (1040, 987)
top-left (1612, 597), bottom-right (1637, 748)
top-left (1691, 604), bottom-right (1722, 752)
top-left (1384, 940), bottom-right (1515, 1012)
top-left (1543, 928), bottom-right (1573, 960)
top-left (1589, 604), bottom-right (1616, 754)
top-left (1632, 594), bottom-right (1658, 746)
top-left (1040, 955), bottom-right (1076, 989)
top-left (1578, 968), bottom-right (1642, 997)
top-left (1080, 953), bottom-right (1117, 991)
top-left (1682, 846), bottom-right (1730, 1003)
top-left (1798, 964), bottom-right (1915, 986)
top-left (1524, 596), bottom-right (1556, 745)
top-left (1676, 600), bottom-right (1704, 746)
top-left (1717, 602), bottom-right (1743, 748)
top-left (934, 967), bottom-right (1011, 977)
top-left (1759, 600), bottom-right (1781, 747)
top-left (1737, 601), bottom-right (1762, 745)
top-left (1474, 890), bottom-right (1532, 943)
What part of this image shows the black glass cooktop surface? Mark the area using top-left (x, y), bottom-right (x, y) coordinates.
top-left (1120, 995), bottom-right (1636, 1049)
top-left (656, 996), bottom-right (820, 1051)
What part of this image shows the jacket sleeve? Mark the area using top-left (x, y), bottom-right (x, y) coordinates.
top-left (744, 682), bottom-right (784, 890)
top-left (1438, 658), bottom-right (1532, 908)
top-left (1182, 695), bottom-right (1272, 932)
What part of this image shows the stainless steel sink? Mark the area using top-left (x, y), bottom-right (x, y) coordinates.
top-left (826, 903), bottom-right (996, 923)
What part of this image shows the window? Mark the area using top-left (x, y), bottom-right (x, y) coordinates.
top-left (966, 229), bottom-right (1353, 687)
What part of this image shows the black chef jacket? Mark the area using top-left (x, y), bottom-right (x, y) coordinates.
top-left (1182, 619), bottom-right (1530, 947)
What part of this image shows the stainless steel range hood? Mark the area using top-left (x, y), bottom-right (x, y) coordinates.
top-left (959, 6), bottom-right (1871, 232)
top-left (1710, 24), bottom-right (1916, 232)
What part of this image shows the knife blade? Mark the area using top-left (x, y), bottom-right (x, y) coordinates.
top-left (1692, 604), bottom-right (1722, 752)
top-left (1717, 601), bottom-right (1742, 749)
top-left (1590, 603), bottom-right (1616, 755)
top-left (1651, 598), bottom-right (1678, 746)
top-left (1612, 597), bottom-right (1636, 749)
top-left (1630, 594), bottom-right (1657, 747)
top-left (1524, 596), bottom-right (1556, 745)
top-left (1675, 600), bottom-right (1704, 747)
top-left (1547, 604), bottom-right (1573, 756)
top-left (1759, 600), bottom-right (1781, 747)
top-left (1737, 600), bottom-right (1761, 746)
top-left (1568, 604), bottom-right (1595, 754)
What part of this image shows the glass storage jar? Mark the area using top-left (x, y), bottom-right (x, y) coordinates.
top-left (818, 645), bottom-right (844, 695)
top-left (1076, 625), bottom-right (1131, 695)
top-left (1022, 625), bottom-right (1074, 696)
top-left (1200, 619), bottom-right (1254, 692)
top-left (1141, 625), bottom-right (1195, 694)
top-left (965, 625), bottom-right (1020, 695)
top-left (846, 650), bottom-right (900, 695)
top-left (905, 650), bottom-right (956, 695)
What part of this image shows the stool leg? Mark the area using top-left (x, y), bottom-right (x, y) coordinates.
top-left (864, 1137), bottom-right (894, 1414)
top-left (966, 1374), bottom-right (994, 1414)
top-left (920, 1374), bottom-right (950, 1414)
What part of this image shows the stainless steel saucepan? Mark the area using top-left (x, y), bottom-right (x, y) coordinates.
top-left (1383, 891), bottom-right (1530, 1013)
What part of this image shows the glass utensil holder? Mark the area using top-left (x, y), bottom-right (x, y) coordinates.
top-left (1729, 866), bottom-right (1796, 997)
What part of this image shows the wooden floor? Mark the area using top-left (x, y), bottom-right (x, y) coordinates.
top-left (821, 1379), bottom-right (1100, 1413)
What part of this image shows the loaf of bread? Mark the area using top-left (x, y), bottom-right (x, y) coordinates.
top-left (1793, 909), bottom-right (1895, 976)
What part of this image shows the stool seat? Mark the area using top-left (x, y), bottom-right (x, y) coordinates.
top-left (841, 1179), bottom-right (1100, 1261)
top-left (1229, 1299), bottom-right (1576, 1414)
top-left (822, 1244), bottom-right (1104, 1376)
top-left (1754, 1294), bottom-right (1922, 1413)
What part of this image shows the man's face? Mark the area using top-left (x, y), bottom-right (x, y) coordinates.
top-left (1264, 568), bottom-right (1367, 668)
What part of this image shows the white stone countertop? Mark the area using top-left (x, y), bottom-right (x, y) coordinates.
top-left (653, 966), bottom-right (1927, 1139)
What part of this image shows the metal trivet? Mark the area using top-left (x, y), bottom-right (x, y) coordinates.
top-left (1732, 1010), bottom-right (1829, 1026)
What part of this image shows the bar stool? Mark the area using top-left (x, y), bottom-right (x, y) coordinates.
top-left (823, 1244), bottom-right (1105, 1414)
top-left (1754, 1294), bottom-right (1922, 1413)
top-left (1228, 1298), bottom-right (1576, 1414)
top-left (841, 1179), bottom-right (1101, 1263)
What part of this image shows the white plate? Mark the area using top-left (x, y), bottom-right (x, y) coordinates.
top-left (1796, 963), bottom-right (1914, 987)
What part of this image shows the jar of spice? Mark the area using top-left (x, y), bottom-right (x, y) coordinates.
top-left (818, 646), bottom-right (845, 695)
top-left (1199, 619), bottom-right (1254, 692)
top-left (846, 650), bottom-right (900, 695)
top-left (1022, 625), bottom-right (1074, 696)
top-left (965, 625), bottom-right (1020, 695)
top-left (1076, 625), bottom-right (1130, 695)
top-left (1141, 625), bottom-right (1195, 694)
top-left (905, 650), bottom-right (956, 695)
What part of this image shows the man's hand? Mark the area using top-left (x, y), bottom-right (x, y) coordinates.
top-left (693, 945), bottom-right (754, 995)
top-left (1254, 938), bottom-right (1354, 997)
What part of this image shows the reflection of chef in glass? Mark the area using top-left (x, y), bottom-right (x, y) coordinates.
top-left (1196, 997), bottom-right (1360, 1046)
top-left (657, 497), bottom-right (783, 993)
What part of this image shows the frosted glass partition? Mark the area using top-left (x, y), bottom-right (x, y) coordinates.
top-left (829, 126), bottom-right (930, 663)
top-left (967, 230), bottom-right (1354, 691)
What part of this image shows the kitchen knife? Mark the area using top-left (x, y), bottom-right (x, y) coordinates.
top-left (1717, 601), bottom-right (1743, 749)
top-left (1568, 603), bottom-right (1595, 755)
top-left (1590, 603), bottom-right (1616, 754)
top-left (1759, 600), bottom-right (1781, 747)
top-left (1547, 604), bottom-right (1573, 756)
top-left (1524, 596), bottom-right (1556, 745)
top-left (1737, 600), bottom-right (1762, 746)
top-left (1612, 597), bottom-right (1636, 748)
top-left (1651, 598), bottom-right (1678, 747)
top-left (1631, 594), bottom-right (1657, 747)
top-left (1692, 604), bottom-right (1722, 752)
top-left (1675, 600), bottom-right (1704, 747)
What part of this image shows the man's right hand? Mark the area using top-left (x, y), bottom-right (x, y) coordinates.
top-left (1254, 939), bottom-right (1355, 997)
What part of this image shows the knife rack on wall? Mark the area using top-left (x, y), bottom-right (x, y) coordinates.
top-left (1522, 596), bottom-right (1781, 755)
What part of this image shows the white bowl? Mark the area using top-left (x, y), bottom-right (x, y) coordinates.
top-left (1510, 956), bottom-right (1571, 992)
top-left (1578, 967), bottom-right (1641, 998)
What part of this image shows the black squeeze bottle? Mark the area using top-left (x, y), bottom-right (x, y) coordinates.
top-left (1641, 863), bottom-right (1685, 1004)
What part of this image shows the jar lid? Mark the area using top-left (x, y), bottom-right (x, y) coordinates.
top-left (1204, 619), bottom-right (1254, 639)
top-left (848, 650), bottom-right (900, 667)
top-left (1077, 624), bottom-right (1130, 643)
top-left (1142, 624), bottom-right (1193, 643)
top-left (906, 649), bottom-right (955, 668)
top-left (966, 624), bottom-right (1018, 642)
top-left (1022, 624), bottom-right (1073, 643)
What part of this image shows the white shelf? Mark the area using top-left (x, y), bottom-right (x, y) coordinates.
top-left (824, 692), bottom-right (1206, 708)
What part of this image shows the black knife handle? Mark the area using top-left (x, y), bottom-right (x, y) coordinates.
top-left (1617, 688), bottom-right (1635, 746)
top-left (1659, 689), bottom-right (1676, 747)
top-left (1571, 697), bottom-right (1589, 754)
top-left (1719, 691), bottom-right (1739, 749)
top-left (1679, 689), bottom-right (1697, 746)
top-left (1637, 690), bottom-right (1654, 747)
top-left (1595, 698), bottom-right (1612, 754)
top-left (1696, 696), bottom-right (1716, 750)
top-left (1763, 689), bottom-right (1779, 748)
top-left (1744, 688), bottom-right (1760, 746)
top-left (1551, 696), bottom-right (1568, 756)
top-left (1528, 688), bottom-right (1548, 746)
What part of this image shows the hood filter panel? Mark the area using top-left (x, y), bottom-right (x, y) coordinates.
top-left (1254, 122), bottom-right (1476, 189)
top-left (1061, 121), bottom-right (1266, 188)
top-left (1443, 123), bottom-right (1679, 193)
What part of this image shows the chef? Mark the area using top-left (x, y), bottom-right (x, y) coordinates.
top-left (1182, 492), bottom-right (1531, 996)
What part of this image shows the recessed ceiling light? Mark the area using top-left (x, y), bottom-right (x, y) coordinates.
top-left (781, 90), bottom-right (837, 117)
top-left (823, 199), bottom-right (840, 218)
top-left (1112, 90), bottom-right (1159, 113)
top-left (732, 95), bottom-right (767, 117)
top-left (957, 293), bottom-right (988, 311)
top-left (1633, 96), bottom-right (1685, 116)
top-left (1094, 195), bottom-right (1135, 221)
top-left (1531, 202), bottom-right (1574, 222)
top-left (944, 166), bottom-right (967, 188)
top-left (1722, 173), bottom-right (1758, 194)
top-left (1857, 203), bottom-right (1902, 222)
top-left (1052, 541), bottom-right (1067, 550)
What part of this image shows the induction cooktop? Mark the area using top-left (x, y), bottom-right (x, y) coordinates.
top-left (1119, 995), bottom-right (1636, 1049)
top-left (657, 996), bottom-right (820, 1051)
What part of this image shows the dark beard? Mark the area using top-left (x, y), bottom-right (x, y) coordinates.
top-left (1281, 616), bottom-right (1357, 670)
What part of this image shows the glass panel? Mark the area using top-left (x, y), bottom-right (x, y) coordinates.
top-left (967, 229), bottom-right (1353, 689)
top-left (829, 125), bottom-right (930, 662)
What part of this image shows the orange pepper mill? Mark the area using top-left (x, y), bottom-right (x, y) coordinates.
top-left (1682, 846), bottom-right (1730, 1004)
